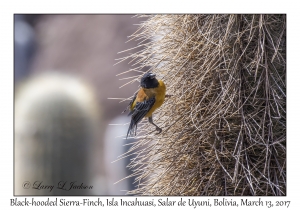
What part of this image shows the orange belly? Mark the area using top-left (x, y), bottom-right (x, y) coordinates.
top-left (131, 80), bottom-right (166, 117)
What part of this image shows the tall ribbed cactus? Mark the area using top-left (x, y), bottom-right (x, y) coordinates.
top-left (15, 72), bottom-right (100, 195)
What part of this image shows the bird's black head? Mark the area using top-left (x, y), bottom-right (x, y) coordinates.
top-left (140, 72), bottom-right (159, 89)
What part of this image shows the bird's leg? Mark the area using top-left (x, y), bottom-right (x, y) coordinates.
top-left (148, 116), bottom-right (162, 134)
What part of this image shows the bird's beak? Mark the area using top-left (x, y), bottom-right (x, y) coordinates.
top-left (149, 73), bottom-right (156, 79)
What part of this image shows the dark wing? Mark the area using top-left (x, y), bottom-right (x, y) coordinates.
top-left (126, 97), bottom-right (155, 138)
top-left (122, 92), bottom-right (138, 114)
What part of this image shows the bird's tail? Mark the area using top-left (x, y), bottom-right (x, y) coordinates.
top-left (126, 119), bottom-right (137, 139)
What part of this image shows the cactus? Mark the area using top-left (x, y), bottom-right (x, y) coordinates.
top-left (15, 72), bottom-right (100, 195)
top-left (119, 15), bottom-right (286, 196)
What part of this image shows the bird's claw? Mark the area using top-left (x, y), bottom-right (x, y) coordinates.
top-left (156, 127), bottom-right (162, 134)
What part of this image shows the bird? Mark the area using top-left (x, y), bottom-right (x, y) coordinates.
top-left (124, 72), bottom-right (166, 138)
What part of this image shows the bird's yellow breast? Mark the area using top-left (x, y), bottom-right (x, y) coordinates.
top-left (131, 80), bottom-right (166, 117)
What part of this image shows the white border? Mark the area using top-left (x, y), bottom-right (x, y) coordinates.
top-left (1, 0), bottom-right (299, 209)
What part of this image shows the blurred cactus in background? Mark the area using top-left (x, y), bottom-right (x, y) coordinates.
top-left (14, 15), bottom-right (146, 195)
top-left (15, 72), bottom-right (102, 195)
